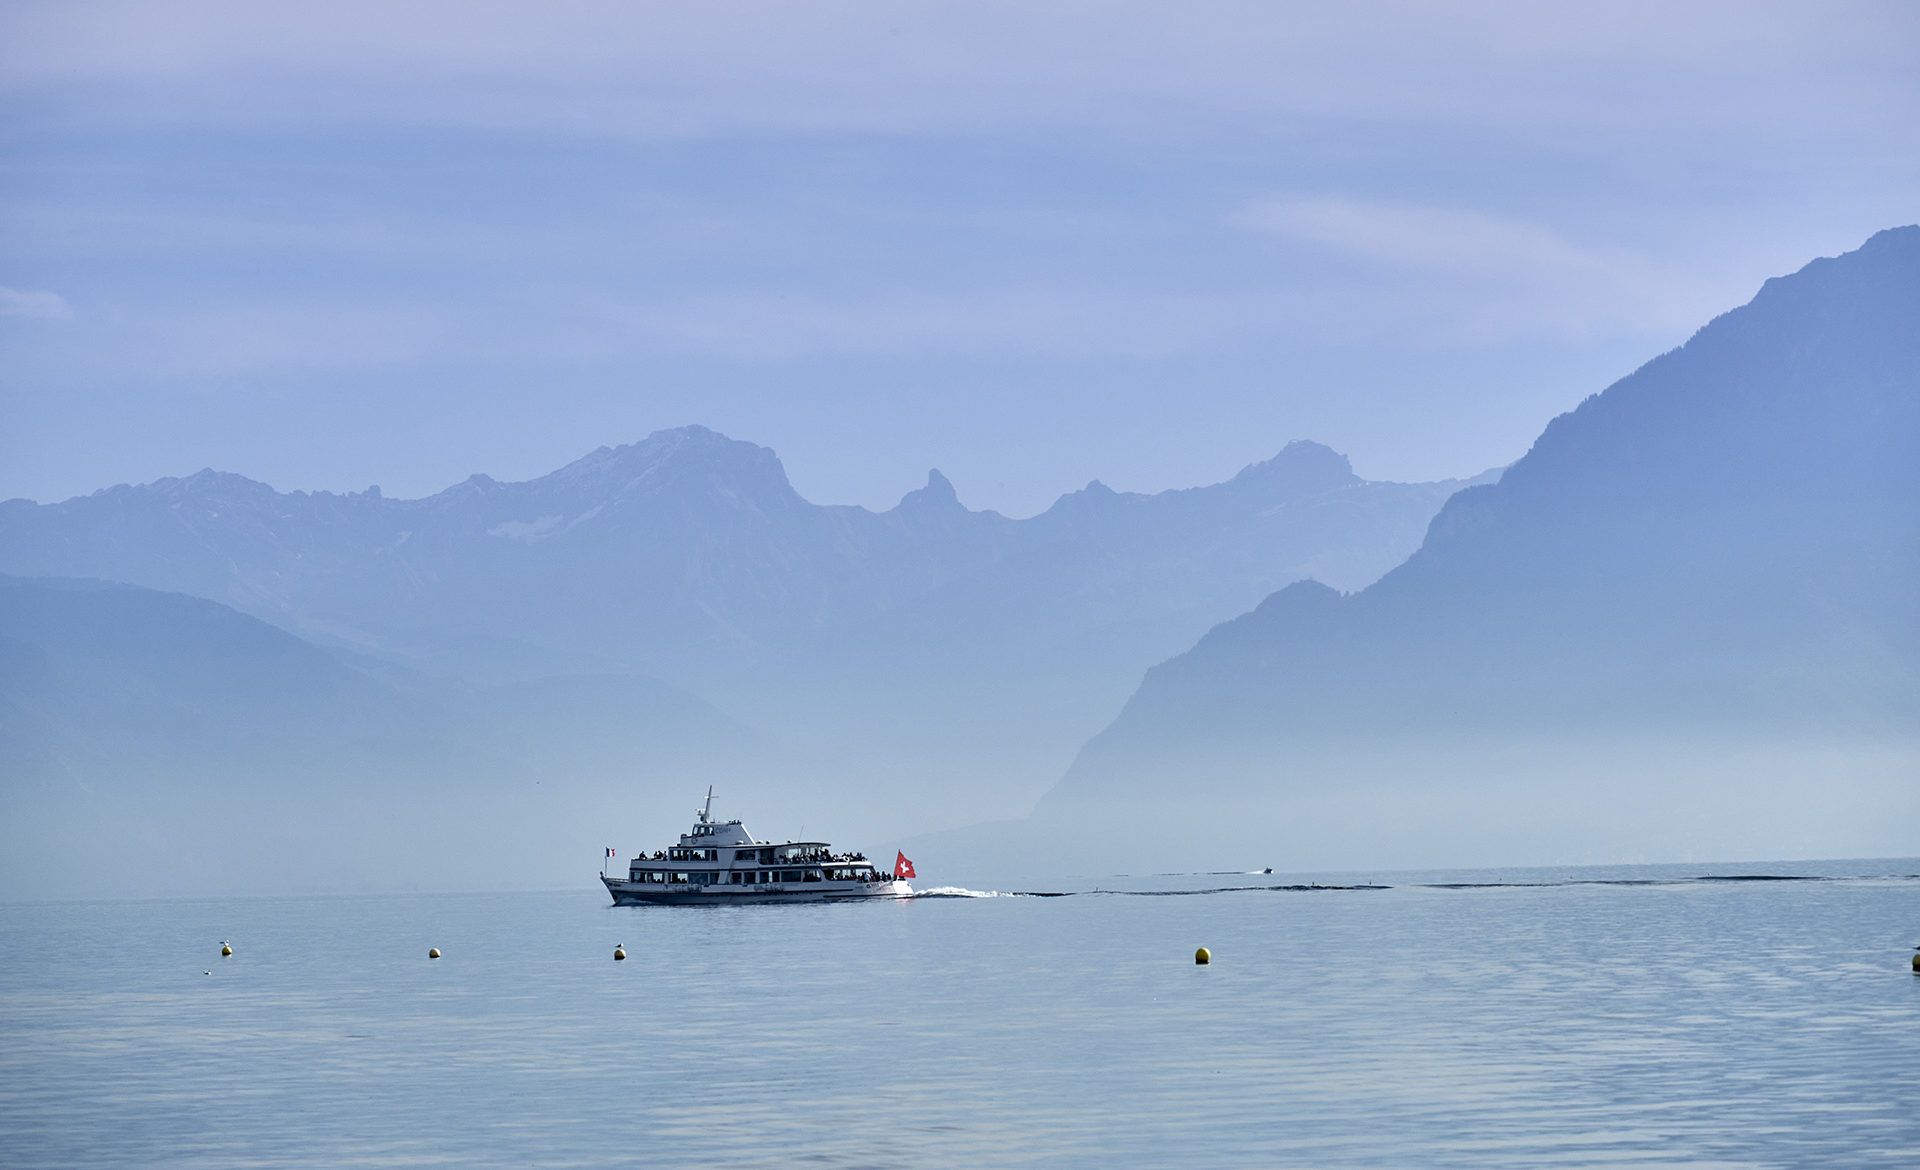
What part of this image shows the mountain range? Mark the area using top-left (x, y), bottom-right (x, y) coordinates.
top-left (0, 430), bottom-right (1475, 684)
top-left (0, 434), bottom-right (1484, 894)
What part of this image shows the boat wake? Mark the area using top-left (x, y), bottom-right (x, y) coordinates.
top-left (910, 886), bottom-right (1030, 899)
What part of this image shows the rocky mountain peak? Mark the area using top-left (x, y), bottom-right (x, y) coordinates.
top-left (533, 426), bottom-right (801, 511)
top-left (1227, 441), bottom-right (1358, 499)
top-left (895, 469), bottom-right (964, 513)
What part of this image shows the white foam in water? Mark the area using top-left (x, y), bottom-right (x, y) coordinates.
top-left (911, 885), bottom-right (1012, 898)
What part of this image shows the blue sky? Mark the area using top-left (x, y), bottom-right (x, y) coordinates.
top-left (2, 1), bottom-right (1916, 515)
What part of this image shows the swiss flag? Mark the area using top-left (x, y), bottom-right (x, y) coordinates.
top-left (894, 851), bottom-right (916, 880)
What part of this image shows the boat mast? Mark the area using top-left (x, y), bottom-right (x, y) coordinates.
top-left (698, 785), bottom-right (714, 824)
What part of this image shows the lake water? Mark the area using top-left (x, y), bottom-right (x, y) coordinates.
top-left (2, 859), bottom-right (1917, 1168)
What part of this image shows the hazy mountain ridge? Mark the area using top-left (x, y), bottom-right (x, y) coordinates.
top-left (1048, 227), bottom-right (1920, 826)
top-left (0, 429), bottom-right (1469, 671)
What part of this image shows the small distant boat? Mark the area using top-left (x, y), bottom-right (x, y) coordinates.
top-left (601, 789), bottom-right (914, 906)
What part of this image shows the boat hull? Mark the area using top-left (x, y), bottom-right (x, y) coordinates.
top-left (602, 876), bottom-right (913, 906)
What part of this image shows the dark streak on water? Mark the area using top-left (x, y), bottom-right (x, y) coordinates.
top-left (960, 872), bottom-right (1917, 898)
top-left (3, 859), bottom-right (1918, 1168)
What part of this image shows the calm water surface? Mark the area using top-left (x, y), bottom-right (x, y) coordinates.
top-left (2, 859), bottom-right (1917, 1168)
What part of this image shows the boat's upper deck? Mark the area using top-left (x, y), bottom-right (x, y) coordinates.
top-left (679, 818), bottom-right (758, 848)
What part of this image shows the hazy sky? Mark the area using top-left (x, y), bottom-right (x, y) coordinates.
top-left (2, 1), bottom-right (1916, 515)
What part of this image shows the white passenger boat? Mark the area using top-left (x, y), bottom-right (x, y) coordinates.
top-left (601, 790), bottom-right (914, 905)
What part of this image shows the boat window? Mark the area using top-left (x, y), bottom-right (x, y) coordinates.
top-left (780, 870), bottom-right (800, 883)
top-left (804, 869), bottom-right (823, 882)
top-left (668, 872), bottom-right (689, 884)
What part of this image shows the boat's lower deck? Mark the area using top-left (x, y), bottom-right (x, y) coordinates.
top-left (603, 876), bottom-right (912, 905)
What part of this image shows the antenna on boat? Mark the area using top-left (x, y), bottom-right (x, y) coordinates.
top-left (698, 785), bottom-right (714, 824)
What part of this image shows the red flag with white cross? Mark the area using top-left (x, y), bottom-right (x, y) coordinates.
top-left (894, 851), bottom-right (916, 879)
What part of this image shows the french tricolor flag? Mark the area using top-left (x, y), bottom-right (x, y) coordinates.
top-left (606, 847), bottom-right (617, 859)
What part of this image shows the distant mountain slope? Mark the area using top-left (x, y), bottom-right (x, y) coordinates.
top-left (0, 428), bottom-right (1484, 824)
top-left (0, 576), bottom-right (775, 899)
top-left (1027, 226), bottom-right (1920, 870)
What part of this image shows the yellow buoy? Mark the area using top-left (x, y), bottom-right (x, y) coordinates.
top-left (613, 945), bottom-right (627, 961)
top-left (220, 943), bottom-right (232, 957)
top-left (428, 947), bottom-right (441, 959)
top-left (1911, 951), bottom-right (1918, 974)
top-left (1195, 947), bottom-right (1211, 965)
